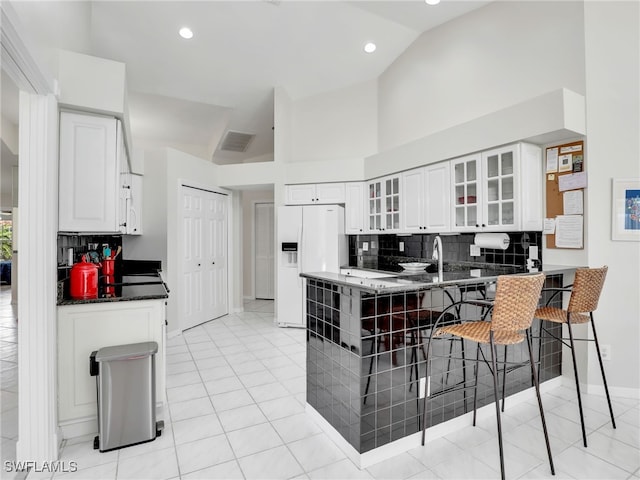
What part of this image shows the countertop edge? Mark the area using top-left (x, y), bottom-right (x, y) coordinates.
top-left (302, 264), bottom-right (579, 293)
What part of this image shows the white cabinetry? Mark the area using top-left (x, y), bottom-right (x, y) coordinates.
top-left (127, 174), bottom-right (143, 235)
top-left (57, 299), bottom-right (165, 436)
top-left (402, 163), bottom-right (451, 233)
top-left (59, 111), bottom-right (129, 233)
top-left (451, 143), bottom-right (542, 232)
top-left (366, 175), bottom-right (401, 233)
top-left (285, 183), bottom-right (345, 205)
top-left (345, 182), bottom-right (365, 234)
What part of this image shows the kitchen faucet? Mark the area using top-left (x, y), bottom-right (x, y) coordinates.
top-left (432, 235), bottom-right (443, 279)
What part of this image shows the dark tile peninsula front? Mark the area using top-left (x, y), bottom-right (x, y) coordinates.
top-left (304, 269), bottom-right (564, 454)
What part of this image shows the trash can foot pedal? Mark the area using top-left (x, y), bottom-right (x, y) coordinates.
top-left (93, 436), bottom-right (99, 450)
top-left (156, 420), bottom-right (164, 437)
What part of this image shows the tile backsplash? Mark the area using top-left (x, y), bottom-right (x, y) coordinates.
top-left (349, 232), bottom-right (542, 271)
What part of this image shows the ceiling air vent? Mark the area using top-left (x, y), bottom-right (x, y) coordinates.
top-left (219, 131), bottom-right (255, 153)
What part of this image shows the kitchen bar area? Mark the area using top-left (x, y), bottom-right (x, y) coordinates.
top-left (302, 263), bottom-right (572, 467)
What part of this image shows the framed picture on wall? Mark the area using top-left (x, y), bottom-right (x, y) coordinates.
top-left (612, 178), bottom-right (640, 241)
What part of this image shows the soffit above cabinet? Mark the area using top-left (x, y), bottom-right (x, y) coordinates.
top-left (365, 88), bottom-right (585, 180)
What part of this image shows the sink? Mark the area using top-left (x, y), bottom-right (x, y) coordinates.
top-left (340, 268), bottom-right (396, 279)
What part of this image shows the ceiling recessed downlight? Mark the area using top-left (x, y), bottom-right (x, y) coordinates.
top-left (179, 27), bottom-right (194, 39)
top-left (364, 42), bottom-right (376, 53)
top-left (425, 0), bottom-right (440, 5)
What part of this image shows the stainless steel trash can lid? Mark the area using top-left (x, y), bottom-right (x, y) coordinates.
top-left (95, 341), bottom-right (158, 362)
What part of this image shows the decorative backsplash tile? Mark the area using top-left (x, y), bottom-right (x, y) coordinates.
top-left (349, 232), bottom-right (542, 271)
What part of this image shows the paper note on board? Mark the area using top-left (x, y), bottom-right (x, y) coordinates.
top-left (558, 171), bottom-right (588, 192)
top-left (563, 190), bottom-right (584, 215)
top-left (543, 218), bottom-right (556, 234)
top-left (558, 154), bottom-right (573, 173)
top-left (560, 145), bottom-right (582, 154)
top-left (555, 215), bottom-right (583, 248)
top-left (546, 147), bottom-right (559, 173)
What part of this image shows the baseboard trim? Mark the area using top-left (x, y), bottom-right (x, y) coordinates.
top-left (59, 403), bottom-right (167, 440)
top-left (306, 376), bottom-right (563, 469)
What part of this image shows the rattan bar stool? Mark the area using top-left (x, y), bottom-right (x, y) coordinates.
top-left (420, 273), bottom-right (554, 480)
top-left (534, 266), bottom-right (615, 448)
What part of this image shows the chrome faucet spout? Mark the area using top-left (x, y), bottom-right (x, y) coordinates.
top-left (432, 235), bottom-right (443, 279)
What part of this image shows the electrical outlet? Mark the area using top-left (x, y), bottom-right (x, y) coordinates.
top-left (399, 241), bottom-right (404, 252)
top-left (362, 242), bottom-right (368, 252)
top-left (419, 376), bottom-right (430, 398)
top-left (601, 344), bottom-right (612, 361)
top-left (470, 245), bottom-right (481, 257)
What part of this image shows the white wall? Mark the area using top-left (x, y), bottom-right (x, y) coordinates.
top-left (583, 1), bottom-right (640, 393)
top-left (377, 1), bottom-right (586, 152)
top-left (125, 148), bottom-right (221, 333)
top-left (291, 79), bottom-right (378, 164)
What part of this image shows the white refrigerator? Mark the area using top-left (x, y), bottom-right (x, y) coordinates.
top-left (276, 205), bottom-right (347, 327)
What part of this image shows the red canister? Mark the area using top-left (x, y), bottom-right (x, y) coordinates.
top-left (70, 255), bottom-right (99, 299)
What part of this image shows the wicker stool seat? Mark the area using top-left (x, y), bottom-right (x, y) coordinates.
top-left (421, 273), bottom-right (554, 480)
top-left (534, 266), bottom-right (615, 448)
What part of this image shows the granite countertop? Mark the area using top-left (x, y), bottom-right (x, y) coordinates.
top-left (300, 263), bottom-right (577, 294)
top-left (58, 273), bottom-right (169, 306)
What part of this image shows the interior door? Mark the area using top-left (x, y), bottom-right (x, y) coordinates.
top-left (181, 186), bottom-right (204, 329)
top-left (254, 203), bottom-right (274, 299)
top-left (203, 190), bottom-right (228, 321)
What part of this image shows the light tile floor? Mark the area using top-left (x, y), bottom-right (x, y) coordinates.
top-left (3, 295), bottom-right (638, 479)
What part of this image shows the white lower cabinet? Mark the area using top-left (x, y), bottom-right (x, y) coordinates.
top-left (57, 300), bottom-right (165, 437)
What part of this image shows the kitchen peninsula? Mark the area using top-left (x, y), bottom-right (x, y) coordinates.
top-left (302, 264), bottom-right (573, 466)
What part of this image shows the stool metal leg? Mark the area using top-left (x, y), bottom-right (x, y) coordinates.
top-left (489, 332), bottom-right (506, 480)
top-left (526, 329), bottom-right (555, 475)
top-left (472, 343), bottom-right (481, 427)
top-left (589, 312), bottom-right (616, 429)
top-left (566, 315), bottom-right (588, 447)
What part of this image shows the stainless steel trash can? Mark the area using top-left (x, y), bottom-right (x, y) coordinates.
top-left (90, 341), bottom-right (163, 452)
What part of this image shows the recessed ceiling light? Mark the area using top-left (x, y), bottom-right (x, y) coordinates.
top-left (179, 27), bottom-right (194, 39)
top-left (364, 42), bottom-right (377, 53)
top-left (425, 0), bottom-right (440, 5)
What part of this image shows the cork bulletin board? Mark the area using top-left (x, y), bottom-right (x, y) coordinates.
top-left (545, 140), bottom-right (586, 249)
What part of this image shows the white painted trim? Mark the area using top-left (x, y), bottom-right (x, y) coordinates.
top-left (0, 2), bottom-right (55, 94)
top-left (59, 403), bottom-right (167, 440)
top-left (16, 92), bottom-right (59, 462)
top-left (306, 376), bottom-right (563, 469)
top-left (586, 383), bottom-right (640, 400)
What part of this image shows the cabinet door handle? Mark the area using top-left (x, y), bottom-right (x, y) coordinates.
top-left (212, 261), bottom-right (215, 265)
top-left (197, 263), bottom-right (201, 267)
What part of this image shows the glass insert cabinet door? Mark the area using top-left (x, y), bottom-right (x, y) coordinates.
top-left (384, 176), bottom-right (400, 230)
top-left (368, 180), bottom-right (382, 231)
top-left (452, 155), bottom-right (480, 230)
top-left (483, 147), bottom-right (516, 228)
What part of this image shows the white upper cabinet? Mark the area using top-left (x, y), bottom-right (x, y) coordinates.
top-left (424, 162), bottom-right (451, 232)
top-left (285, 183), bottom-right (345, 205)
top-left (402, 163), bottom-right (451, 233)
top-left (59, 111), bottom-right (127, 233)
top-left (451, 143), bottom-right (542, 232)
top-left (127, 174), bottom-right (143, 235)
top-left (345, 182), bottom-right (365, 234)
top-left (366, 175), bottom-right (401, 233)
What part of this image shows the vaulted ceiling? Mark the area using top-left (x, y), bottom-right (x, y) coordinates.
top-left (8, 0), bottom-right (491, 164)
